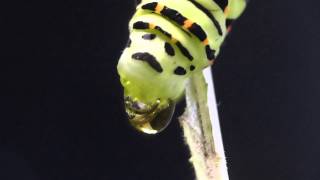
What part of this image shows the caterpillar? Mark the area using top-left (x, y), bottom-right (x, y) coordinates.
top-left (117, 0), bottom-right (247, 134)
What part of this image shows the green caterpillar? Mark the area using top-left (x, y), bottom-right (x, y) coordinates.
top-left (117, 0), bottom-right (247, 134)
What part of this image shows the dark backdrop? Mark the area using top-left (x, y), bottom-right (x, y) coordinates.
top-left (1, 0), bottom-right (319, 180)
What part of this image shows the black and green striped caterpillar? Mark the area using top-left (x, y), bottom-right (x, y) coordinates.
top-left (117, 0), bottom-right (247, 134)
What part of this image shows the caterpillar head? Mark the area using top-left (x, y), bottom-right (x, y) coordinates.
top-left (124, 96), bottom-right (176, 134)
top-left (117, 32), bottom-right (192, 134)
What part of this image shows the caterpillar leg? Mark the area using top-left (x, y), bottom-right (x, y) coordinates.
top-left (225, 0), bottom-right (247, 32)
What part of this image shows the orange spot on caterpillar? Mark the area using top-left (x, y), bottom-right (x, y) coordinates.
top-left (149, 23), bottom-right (156, 29)
top-left (183, 19), bottom-right (193, 29)
top-left (155, 3), bottom-right (164, 14)
top-left (171, 38), bottom-right (178, 44)
top-left (224, 6), bottom-right (230, 16)
top-left (202, 38), bottom-right (209, 45)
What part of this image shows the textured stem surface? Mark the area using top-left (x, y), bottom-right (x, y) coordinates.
top-left (179, 67), bottom-right (228, 180)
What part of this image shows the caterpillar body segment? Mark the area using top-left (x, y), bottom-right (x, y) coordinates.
top-left (117, 0), bottom-right (247, 134)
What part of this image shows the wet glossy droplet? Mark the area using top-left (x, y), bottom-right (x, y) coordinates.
top-left (125, 98), bottom-right (176, 134)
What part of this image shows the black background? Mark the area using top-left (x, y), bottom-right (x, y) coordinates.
top-left (1, 0), bottom-right (320, 180)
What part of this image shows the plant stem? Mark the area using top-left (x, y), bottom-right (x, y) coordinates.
top-left (179, 67), bottom-right (229, 180)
